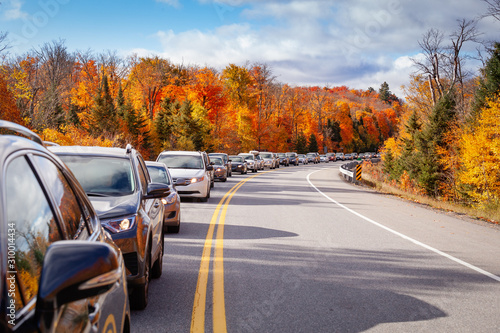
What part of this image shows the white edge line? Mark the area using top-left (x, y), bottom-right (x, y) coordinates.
top-left (306, 170), bottom-right (500, 283)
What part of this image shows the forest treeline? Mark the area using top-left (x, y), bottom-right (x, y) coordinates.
top-left (0, 40), bottom-right (402, 159)
top-left (0, 12), bottom-right (499, 214)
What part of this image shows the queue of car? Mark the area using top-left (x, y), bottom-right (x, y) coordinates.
top-left (1, 120), bottom-right (378, 333)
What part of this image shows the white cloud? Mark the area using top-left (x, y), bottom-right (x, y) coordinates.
top-left (155, 0), bottom-right (181, 8)
top-left (2, 0), bottom-right (28, 20)
top-left (130, 0), bottom-right (496, 99)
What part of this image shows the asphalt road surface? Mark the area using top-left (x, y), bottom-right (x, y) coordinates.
top-left (131, 161), bottom-right (500, 333)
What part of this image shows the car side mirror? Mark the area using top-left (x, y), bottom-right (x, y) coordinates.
top-left (37, 241), bottom-right (121, 311)
top-left (206, 165), bottom-right (214, 171)
top-left (145, 182), bottom-right (171, 199)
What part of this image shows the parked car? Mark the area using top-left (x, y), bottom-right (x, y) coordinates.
top-left (326, 152), bottom-right (336, 161)
top-left (229, 155), bottom-right (248, 174)
top-left (277, 153), bottom-right (290, 166)
top-left (0, 120), bottom-right (131, 331)
top-left (210, 156), bottom-right (228, 182)
top-left (297, 154), bottom-right (309, 164)
top-left (286, 152), bottom-right (299, 166)
top-left (146, 161), bottom-right (183, 233)
top-left (336, 152), bottom-right (345, 161)
top-left (239, 153), bottom-right (258, 172)
top-left (259, 151), bottom-right (277, 169)
top-left (209, 152), bottom-right (232, 177)
top-left (156, 151), bottom-right (213, 202)
top-left (51, 144), bottom-right (169, 310)
top-left (320, 154), bottom-right (329, 162)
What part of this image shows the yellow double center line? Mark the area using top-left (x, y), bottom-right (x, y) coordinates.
top-left (191, 171), bottom-right (269, 333)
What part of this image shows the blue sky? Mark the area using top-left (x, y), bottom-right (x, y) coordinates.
top-left (1, 0), bottom-right (498, 96)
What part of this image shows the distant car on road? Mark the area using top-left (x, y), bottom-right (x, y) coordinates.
top-left (209, 152), bottom-right (232, 178)
top-left (146, 161), bottom-right (182, 233)
top-left (239, 153), bottom-right (258, 172)
top-left (157, 151), bottom-right (213, 202)
top-left (210, 155), bottom-right (228, 182)
top-left (229, 155), bottom-right (248, 174)
top-left (286, 152), bottom-right (299, 166)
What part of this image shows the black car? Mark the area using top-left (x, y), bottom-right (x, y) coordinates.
top-left (50, 145), bottom-right (169, 310)
top-left (229, 155), bottom-right (248, 174)
top-left (0, 121), bottom-right (131, 332)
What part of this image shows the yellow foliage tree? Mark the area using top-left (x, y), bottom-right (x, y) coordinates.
top-left (457, 98), bottom-right (500, 207)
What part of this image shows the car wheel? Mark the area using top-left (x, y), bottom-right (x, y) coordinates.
top-left (151, 234), bottom-right (163, 279)
top-left (222, 177), bottom-right (227, 182)
top-left (131, 252), bottom-right (150, 310)
top-left (169, 213), bottom-right (180, 233)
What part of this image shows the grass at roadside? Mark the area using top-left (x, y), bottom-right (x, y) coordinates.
top-left (359, 163), bottom-right (500, 226)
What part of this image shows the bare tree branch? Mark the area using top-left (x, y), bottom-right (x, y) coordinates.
top-left (482, 0), bottom-right (500, 21)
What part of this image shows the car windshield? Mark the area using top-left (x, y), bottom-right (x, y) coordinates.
top-left (230, 156), bottom-right (244, 162)
top-left (158, 155), bottom-right (203, 169)
top-left (211, 157), bottom-right (224, 166)
top-left (261, 153), bottom-right (272, 158)
top-left (277, 153), bottom-right (286, 157)
top-left (58, 155), bottom-right (135, 196)
top-left (147, 165), bottom-right (171, 185)
top-left (241, 155), bottom-right (254, 161)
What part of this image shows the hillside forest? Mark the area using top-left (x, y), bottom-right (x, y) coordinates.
top-left (0, 16), bottom-right (499, 215)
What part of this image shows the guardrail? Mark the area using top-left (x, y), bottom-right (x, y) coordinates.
top-left (339, 161), bottom-right (361, 183)
top-left (339, 158), bottom-right (381, 184)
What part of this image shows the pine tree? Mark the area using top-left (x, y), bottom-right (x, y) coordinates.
top-left (416, 93), bottom-right (457, 196)
top-left (308, 133), bottom-right (319, 152)
top-left (295, 132), bottom-right (308, 154)
top-left (379, 82), bottom-right (391, 103)
top-left (471, 42), bottom-right (500, 123)
top-left (92, 75), bottom-right (116, 135)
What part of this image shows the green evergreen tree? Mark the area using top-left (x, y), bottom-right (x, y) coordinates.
top-left (92, 75), bottom-right (116, 135)
top-left (67, 103), bottom-right (81, 126)
top-left (415, 93), bottom-right (457, 196)
top-left (308, 133), bottom-right (319, 152)
top-left (327, 119), bottom-right (342, 143)
top-left (394, 110), bottom-right (421, 181)
top-left (471, 42), bottom-right (500, 122)
top-left (379, 82), bottom-right (391, 103)
top-left (295, 132), bottom-right (308, 154)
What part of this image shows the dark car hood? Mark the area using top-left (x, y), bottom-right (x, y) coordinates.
top-left (89, 192), bottom-right (140, 220)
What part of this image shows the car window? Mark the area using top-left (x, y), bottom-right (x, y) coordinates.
top-left (59, 155), bottom-right (135, 196)
top-left (135, 156), bottom-right (148, 194)
top-left (147, 165), bottom-right (171, 185)
top-left (158, 155), bottom-right (203, 169)
top-left (33, 155), bottom-right (90, 240)
top-left (5, 155), bottom-right (64, 313)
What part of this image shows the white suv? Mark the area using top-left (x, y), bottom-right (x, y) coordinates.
top-left (157, 151), bottom-right (213, 202)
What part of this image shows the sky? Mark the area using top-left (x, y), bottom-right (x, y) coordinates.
top-left (1, 0), bottom-right (498, 97)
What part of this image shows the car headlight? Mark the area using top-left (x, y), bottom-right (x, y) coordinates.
top-left (162, 192), bottom-right (177, 205)
top-left (104, 215), bottom-right (136, 233)
top-left (190, 176), bottom-right (204, 183)
top-left (216, 167), bottom-right (223, 172)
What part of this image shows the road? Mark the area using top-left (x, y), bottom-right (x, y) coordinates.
top-left (131, 161), bottom-right (500, 333)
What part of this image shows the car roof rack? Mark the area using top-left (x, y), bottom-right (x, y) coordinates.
top-left (0, 120), bottom-right (43, 146)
